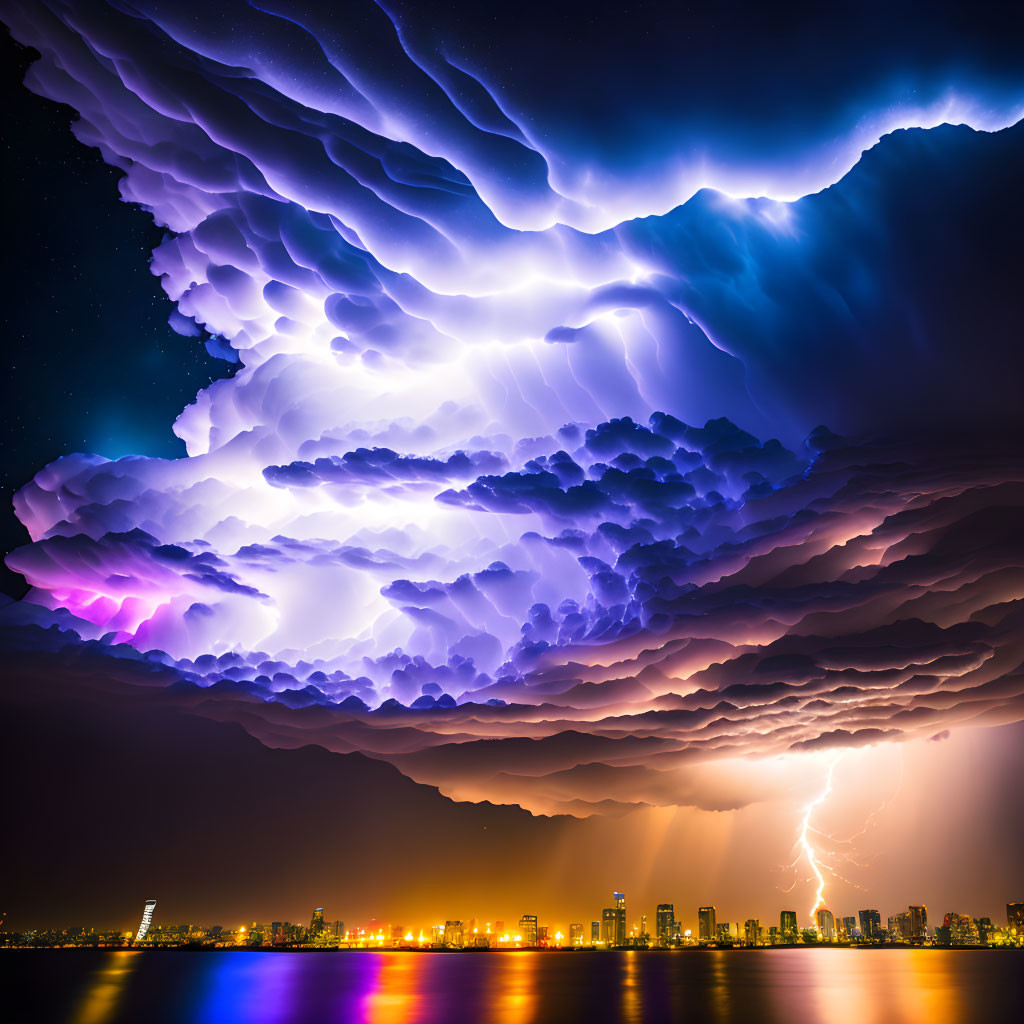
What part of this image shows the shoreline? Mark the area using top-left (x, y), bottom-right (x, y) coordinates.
top-left (2, 944), bottom-right (1017, 954)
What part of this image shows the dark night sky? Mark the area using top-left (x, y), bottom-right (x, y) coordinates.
top-left (0, 29), bottom-right (230, 597)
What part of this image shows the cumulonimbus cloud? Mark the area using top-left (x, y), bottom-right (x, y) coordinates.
top-left (3, 0), bottom-right (1024, 816)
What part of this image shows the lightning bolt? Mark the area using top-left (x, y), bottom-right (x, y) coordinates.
top-left (797, 754), bottom-right (841, 919)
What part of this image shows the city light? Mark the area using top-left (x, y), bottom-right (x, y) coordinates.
top-left (62, 899), bottom-right (985, 953)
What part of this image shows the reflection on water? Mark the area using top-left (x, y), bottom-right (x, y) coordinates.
top-left (620, 950), bottom-right (641, 1023)
top-left (770, 948), bottom-right (970, 1024)
top-left (491, 951), bottom-right (538, 1024)
top-left (5, 949), bottom-right (1023, 1024)
top-left (707, 951), bottom-right (731, 1022)
top-left (361, 949), bottom-right (423, 1024)
top-left (794, 942), bottom-right (970, 1024)
top-left (69, 950), bottom-right (140, 1024)
top-left (196, 949), bottom-right (302, 1024)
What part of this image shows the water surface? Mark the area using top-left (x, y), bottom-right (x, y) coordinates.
top-left (5, 949), bottom-right (1023, 1023)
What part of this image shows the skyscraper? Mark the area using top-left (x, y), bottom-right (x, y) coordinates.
top-left (908, 905), bottom-right (927, 939)
top-left (697, 906), bottom-right (717, 943)
top-left (591, 921), bottom-right (600, 944)
top-left (841, 916), bottom-right (856, 940)
top-left (1007, 902), bottom-right (1024, 933)
top-left (602, 893), bottom-right (626, 947)
top-left (601, 908), bottom-right (618, 946)
top-left (815, 908), bottom-right (836, 941)
top-left (858, 909), bottom-right (881, 941)
top-left (518, 915), bottom-right (538, 947)
top-left (444, 921), bottom-right (464, 948)
top-left (656, 904), bottom-right (675, 947)
top-left (309, 908), bottom-right (325, 939)
top-left (613, 893), bottom-right (627, 946)
top-left (570, 923), bottom-right (583, 947)
top-left (135, 899), bottom-right (157, 942)
top-left (780, 910), bottom-right (798, 941)
top-left (744, 919), bottom-right (761, 946)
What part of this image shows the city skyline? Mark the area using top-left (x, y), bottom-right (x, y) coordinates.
top-left (7, 896), bottom-right (1023, 951)
top-left (8, 894), bottom-right (1024, 948)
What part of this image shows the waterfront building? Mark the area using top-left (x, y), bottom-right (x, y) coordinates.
top-left (858, 909), bottom-right (881, 941)
top-left (443, 921), bottom-right (464, 948)
top-left (698, 906), bottom-right (717, 943)
top-left (780, 910), bottom-right (797, 941)
top-left (570, 923), bottom-right (583, 947)
top-left (938, 913), bottom-right (980, 945)
top-left (744, 919), bottom-right (761, 947)
top-left (591, 921), bottom-right (600, 943)
top-left (309, 908), bottom-right (325, 939)
top-left (602, 893), bottom-right (626, 947)
top-left (840, 916), bottom-right (856, 940)
top-left (601, 908), bottom-right (618, 946)
top-left (908, 905), bottom-right (927, 940)
top-left (656, 904), bottom-right (675, 947)
top-left (135, 900), bottom-right (157, 943)
top-left (815, 908), bottom-right (836, 940)
top-left (519, 915), bottom-right (538, 947)
top-left (1007, 903), bottom-right (1024, 933)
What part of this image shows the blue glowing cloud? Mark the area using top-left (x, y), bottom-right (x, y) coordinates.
top-left (3, 0), bottom-right (1024, 813)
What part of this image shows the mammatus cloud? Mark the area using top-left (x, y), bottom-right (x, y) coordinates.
top-left (7, 435), bottom-right (1024, 819)
top-left (2, 1), bottom-right (1024, 824)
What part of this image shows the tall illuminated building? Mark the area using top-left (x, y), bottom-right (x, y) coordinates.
top-left (135, 900), bottom-right (157, 943)
top-left (309, 908), bottom-right (325, 939)
top-left (859, 909), bottom-right (881, 941)
top-left (570, 923), bottom-right (583, 947)
top-left (591, 921), bottom-right (600, 944)
top-left (614, 893), bottom-right (626, 946)
top-left (518, 915), bottom-right (538, 947)
top-left (744, 919), bottom-right (761, 946)
top-left (815, 908), bottom-right (836, 940)
top-left (908, 905), bottom-right (927, 939)
top-left (841, 916), bottom-right (856, 940)
top-left (602, 893), bottom-right (626, 947)
top-left (443, 921), bottom-right (464, 948)
top-left (656, 905), bottom-right (675, 947)
top-left (698, 906), bottom-right (717, 943)
top-left (601, 908), bottom-right (617, 946)
top-left (1008, 902), bottom-right (1024, 933)
top-left (780, 910), bottom-right (798, 941)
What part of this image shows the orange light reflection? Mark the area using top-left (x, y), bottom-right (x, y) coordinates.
top-left (69, 950), bottom-right (140, 1024)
